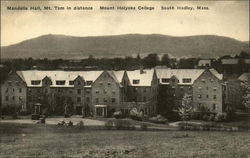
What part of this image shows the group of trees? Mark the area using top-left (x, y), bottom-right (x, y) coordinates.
top-left (1, 51), bottom-right (249, 84)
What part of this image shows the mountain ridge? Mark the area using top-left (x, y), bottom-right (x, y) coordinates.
top-left (1, 34), bottom-right (249, 59)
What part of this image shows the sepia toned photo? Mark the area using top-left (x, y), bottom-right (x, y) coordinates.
top-left (0, 0), bottom-right (249, 157)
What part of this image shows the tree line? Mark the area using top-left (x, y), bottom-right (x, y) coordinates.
top-left (1, 51), bottom-right (249, 84)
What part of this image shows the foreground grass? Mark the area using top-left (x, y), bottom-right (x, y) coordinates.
top-left (0, 123), bottom-right (250, 158)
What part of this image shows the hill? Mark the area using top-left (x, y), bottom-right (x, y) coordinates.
top-left (1, 34), bottom-right (249, 59)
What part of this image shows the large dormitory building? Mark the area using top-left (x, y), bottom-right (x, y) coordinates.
top-left (0, 68), bottom-right (242, 117)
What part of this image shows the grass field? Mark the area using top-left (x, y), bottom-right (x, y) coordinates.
top-left (0, 123), bottom-right (250, 158)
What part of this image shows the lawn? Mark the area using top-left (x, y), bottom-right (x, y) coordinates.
top-left (0, 123), bottom-right (250, 158)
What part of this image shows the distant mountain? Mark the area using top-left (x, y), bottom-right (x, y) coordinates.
top-left (1, 34), bottom-right (249, 59)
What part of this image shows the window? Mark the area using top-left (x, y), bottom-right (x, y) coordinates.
top-left (201, 79), bottom-right (205, 83)
top-left (206, 95), bottom-right (209, 98)
top-left (99, 82), bottom-right (103, 86)
top-left (103, 98), bottom-right (107, 102)
top-left (112, 90), bottom-right (115, 94)
top-left (19, 88), bottom-right (22, 93)
top-left (56, 80), bottom-right (65, 85)
top-left (96, 90), bottom-right (99, 94)
top-left (189, 86), bottom-right (192, 91)
top-left (57, 88), bottom-right (63, 93)
top-left (45, 89), bottom-right (48, 93)
top-left (213, 95), bottom-right (217, 100)
top-left (69, 81), bottom-right (74, 85)
top-left (86, 97), bottom-right (90, 102)
top-left (13, 88), bottom-right (15, 92)
top-left (213, 104), bottom-right (216, 110)
top-left (206, 87), bottom-right (209, 90)
top-left (143, 88), bottom-right (147, 92)
top-left (5, 88), bottom-right (8, 93)
top-left (86, 81), bottom-right (93, 85)
top-left (143, 96), bottom-right (146, 102)
top-left (77, 97), bottom-right (81, 103)
top-left (77, 89), bottom-right (81, 94)
top-left (198, 94), bottom-right (202, 99)
top-left (112, 98), bottom-right (116, 103)
top-left (44, 80), bottom-right (48, 85)
top-left (69, 90), bottom-right (73, 94)
top-left (19, 96), bottom-right (22, 101)
top-left (182, 78), bottom-right (192, 83)
top-left (134, 88), bottom-right (137, 92)
top-left (162, 78), bottom-right (170, 83)
top-left (108, 82), bottom-right (111, 86)
top-left (12, 96), bottom-right (15, 101)
top-left (213, 87), bottom-right (217, 91)
top-left (198, 103), bottom-right (202, 110)
top-left (78, 81), bottom-right (81, 85)
top-left (28, 88), bottom-right (32, 93)
top-left (31, 80), bottom-right (41, 85)
top-left (5, 96), bottom-right (9, 101)
top-left (133, 80), bottom-right (140, 84)
top-left (180, 86), bottom-right (184, 91)
top-left (171, 79), bottom-right (176, 82)
top-left (86, 90), bottom-right (90, 94)
top-left (103, 89), bottom-right (107, 94)
top-left (96, 98), bottom-right (99, 104)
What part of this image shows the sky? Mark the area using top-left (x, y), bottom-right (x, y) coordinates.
top-left (1, 1), bottom-right (249, 46)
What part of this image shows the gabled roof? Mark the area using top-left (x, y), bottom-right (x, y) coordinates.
top-left (16, 70), bottom-right (103, 87)
top-left (126, 69), bottom-right (155, 86)
top-left (156, 68), bottom-right (222, 85)
top-left (108, 71), bottom-right (125, 83)
top-left (238, 73), bottom-right (250, 82)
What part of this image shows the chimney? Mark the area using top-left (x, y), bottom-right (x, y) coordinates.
top-left (140, 66), bottom-right (144, 74)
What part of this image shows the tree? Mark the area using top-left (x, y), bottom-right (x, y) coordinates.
top-left (178, 94), bottom-right (193, 122)
top-left (242, 81), bottom-right (250, 110)
top-left (161, 54), bottom-right (171, 67)
top-left (142, 53), bottom-right (160, 68)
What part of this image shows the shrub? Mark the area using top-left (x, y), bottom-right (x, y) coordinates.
top-left (214, 113), bottom-right (228, 122)
top-left (113, 111), bottom-right (125, 119)
top-left (77, 120), bottom-right (84, 129)
top-left (209, 114), bottom-right (215, 121)
top-left (202, 114), bottom-right (210, 121)
top-left (140, 123), bottom-right (148, 131)
top-left (149, 115), bottom-right (168, 124)
top-left (130, 115), bottom-right (142, 121)
top-left (1, 106), bottom-right (16, 115)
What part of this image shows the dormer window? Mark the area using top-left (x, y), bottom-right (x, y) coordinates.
top-left (162, 78), bottom-right (170, 83)
top-left (69, 81), bottom-right (74, 85)
top-left (86, 81), bottom-right (93, 85)
top-left (56, 80), bottom-right (65, 85)
top-left (183, 78), bottom-right (192, 83)
top-left (133, 80), bottom-right (140, 84)
top-left (31, 80), bottom-right (41, 85)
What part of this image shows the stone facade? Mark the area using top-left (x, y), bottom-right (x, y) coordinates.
top-left (1, 72), bottom-right (27, 112)
top-left (91, 71), bottom-right (122, 116)
top-left (193, 69), bottom-right (224, 113)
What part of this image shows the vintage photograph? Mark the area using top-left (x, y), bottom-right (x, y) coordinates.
top-left (0, 0), bottom-right (249, 157)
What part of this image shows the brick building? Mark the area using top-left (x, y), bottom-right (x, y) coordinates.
top-left (192, 69), bottom-right (224, 113)
top-left (1, 71), bottom-right (27, 112)
top-left (156, 68), bottom-right (230, 114)
top-left (0, 69), bottom-right (158, 117)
